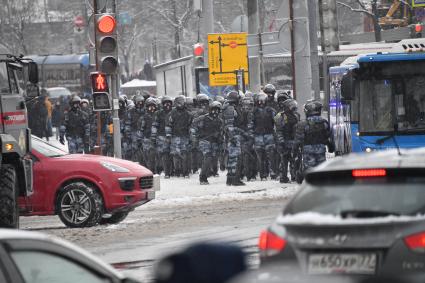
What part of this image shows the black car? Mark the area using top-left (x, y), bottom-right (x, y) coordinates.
top-left (258, 148), bottom-right (425, 282)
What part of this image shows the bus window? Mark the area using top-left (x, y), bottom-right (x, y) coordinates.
top-left (359, 79), bottom-right (393, 133)
top-left (0, 63), bottom-right (10, 93)
top-left (397, 76), bottom-right (425, 132)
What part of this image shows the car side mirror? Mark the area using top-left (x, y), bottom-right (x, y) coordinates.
top-left (28, 62), bottom-right (39, 85)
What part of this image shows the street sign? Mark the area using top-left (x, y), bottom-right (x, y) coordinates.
top-left (412, 0), bottom-right (425, 7)
top-left (207, 33), bottom-right (249, 86)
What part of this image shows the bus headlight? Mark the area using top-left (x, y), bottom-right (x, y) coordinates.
top-left (365, 147), bottom-right (373, 153)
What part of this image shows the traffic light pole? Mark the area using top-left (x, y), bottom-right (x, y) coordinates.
top-left (111, 0), bottom-right (122, 159)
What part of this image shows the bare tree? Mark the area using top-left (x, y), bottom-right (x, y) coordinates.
top-left (145, 0), bottom-right (193, 59)
top-left (337, 0), bottom-right (382, 41)
top-left (0, 0), bottom-right (39, 54)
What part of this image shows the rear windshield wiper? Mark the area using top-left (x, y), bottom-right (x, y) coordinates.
top-left (340, 210), bottom-right (401, 219)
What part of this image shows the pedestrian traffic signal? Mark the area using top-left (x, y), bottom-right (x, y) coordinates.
top-left (90, 72), bottom-right (111, 111)
top-left (193, 43), bottom-right (204, 67)
top-left (95, 14), bottom-right (118, 74)
top-left (90, 72), bottom-right (109, 93)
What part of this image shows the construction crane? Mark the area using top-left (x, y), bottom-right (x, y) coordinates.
top-left (378, 0), bottom-right (410, 29)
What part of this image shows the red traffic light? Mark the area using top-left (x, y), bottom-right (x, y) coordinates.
top-left (97, 15), bottom-right (116, 34)
top-left (193, 43), bottom-right (204, 56)
top-left (416, 24), bottom-right (423, 33)
top-left (91, 72), bottom-right (109, 92)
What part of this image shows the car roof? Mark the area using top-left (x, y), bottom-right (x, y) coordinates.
top-left (309, 148), bottom-right (425, 174)
top-left (0, 229), bottom-right (124, 279)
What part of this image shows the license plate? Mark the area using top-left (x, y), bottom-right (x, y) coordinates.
top-left (308, 253), bottom-right (377, 275)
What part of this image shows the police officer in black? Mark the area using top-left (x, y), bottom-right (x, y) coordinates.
top-left (166, 96), bottom-right (193, 178)
top-left (192, 101), bottom-right (223, 185)
top-left (293, 100), bottom-right (334, 182)
top-left (275, 99), bottom-right (300, 183)
top-left (141, 97), bottom-right (159, 172)
top-left (152, 96), bottom-right (173, 178)
top-left (263, 83), bottom-right (279, 111)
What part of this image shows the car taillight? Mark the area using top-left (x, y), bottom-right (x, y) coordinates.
top-left (258, 230), bottom-right (286, 256)
top-left (352, 169), bottom-right (386, 177)
top-left (404, 232), bottom-right (425, 253)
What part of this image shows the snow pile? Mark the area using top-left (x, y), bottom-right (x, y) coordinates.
top-left (277, 211), bottom-right (425, 226)
top-left (148, 185), bottom-right (298, 208)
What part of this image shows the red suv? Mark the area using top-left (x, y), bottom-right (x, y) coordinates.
top-left (19, 136), bottom-right (159, 228)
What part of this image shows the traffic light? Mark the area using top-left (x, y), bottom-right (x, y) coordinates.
top-left (90, 72), bottom-right (111, 111)
top-left (321, 0), bottom-right (339, 51)
top-left (193, 43), bottom-right (204, 67)
top-left (95, 14), bottom-right (118, 74)
top-left (410, 24), bottom-right (423, 38)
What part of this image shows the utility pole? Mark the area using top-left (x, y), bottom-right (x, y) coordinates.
top-left (308, 1), bottom-right (321, 101)
top-left (111, 0), bottom-right (122, 158)
top-left (201, 0), bottom-right (214, 66)
top-left (247, 0), bottom-right (261, 92)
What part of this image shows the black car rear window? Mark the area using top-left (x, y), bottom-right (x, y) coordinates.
top-left (285, 176), bottom-right (425, 216)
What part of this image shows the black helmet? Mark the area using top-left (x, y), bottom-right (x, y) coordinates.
top-left (209, 101), bottom-right (221, 118)
top-left (263, 84), bottom-right (276, 96)
top-left (70, 95), bottom-right (81, 108)
top-left (282, 99), bottom-right (298, 112)
top-left (277, 90), bottom-right (291, 103)
top-left (145, 97), bottom-right (158, 107)
top-left (304, 100), bottom-right (322, 117)
top-left (134, 95), bottom-right (145, 105)
top-left (256, 93), bottom-right (267, 107)
top-left (161, 96), bottom-right (173, 105)
top-left (119, 95), bottom-right (127, 108)
top-left (196, 93), bottom-right (209, 107)
top-left (226, 91), bottom-right (239, 104)
top-left (175, 95), bottom-right (186, 109)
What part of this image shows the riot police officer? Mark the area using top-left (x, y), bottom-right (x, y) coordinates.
top-left (129, 95), bottom-right (145, 163)
top-left (118, 95), bottom-right (133, 160)
top-left (263, 83), bottom-right (279, 111)
top-left (240, 96), bottom-right (257, 181)
top-left (248, 93), bottom-right (277, 180)
top-left (275, 99), bottom-right (299, 183)
top-left (190, 93), bottom-right (210, 174)
top-left (276, 90), bottom-right (291, 112)
top-left (192, 101), bottom-right (223, 185)
top-left (141, 97), bottom-right (159, 172)
top-left (222, 91), bottom-right (245, 186)
top-left (59, 96), bottom-right (90, 154)
top-left (152, 96), bottom-right (173, 178)
top-left (166, 95), bottom-right (193, 178)
top-left (293, 100), bottom-right (334, 182)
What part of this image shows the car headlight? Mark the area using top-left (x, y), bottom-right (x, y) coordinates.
top-left (100, 161), bottom-right (130, 173)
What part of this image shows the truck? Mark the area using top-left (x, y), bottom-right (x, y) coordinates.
top-left (0, 54), bottom-right (38, 228)
top-left (329, 38), bottom-right (425, 154)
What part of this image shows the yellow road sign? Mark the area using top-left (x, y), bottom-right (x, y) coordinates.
top-left (208, 33), bottom-right (249, 87)
top-left (412, 0), bottom-right (425, 7)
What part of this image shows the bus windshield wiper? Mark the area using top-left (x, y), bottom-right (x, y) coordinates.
top-left (340, 210), bottom-right (400, 219)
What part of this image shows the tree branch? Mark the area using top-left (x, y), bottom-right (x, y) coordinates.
top-left (337, 1), bottom-right (375, 18)
top-left (145, 3), bottom-right (179, 29)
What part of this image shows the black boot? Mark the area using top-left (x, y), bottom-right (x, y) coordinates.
top-left (200, 175), bottom-right (209, 185)
top-left (226, 175), bottom-right (232, 186)
top-left (232, 176), bottom-right (246, 186)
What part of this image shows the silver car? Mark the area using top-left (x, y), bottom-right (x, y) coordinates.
top-left (0, 229), bottom-right (139, 283)
top-left (258, 148), bottom-right (425, 282)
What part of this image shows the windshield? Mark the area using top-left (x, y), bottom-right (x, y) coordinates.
top-left (31, 137), bottom-right (68, 157)
top-left (285, 178), bottom-right (425, 216)
top-left (359, 63), bottom-right (425, 134)
top-left (0, 62), bottom-right (10, 93)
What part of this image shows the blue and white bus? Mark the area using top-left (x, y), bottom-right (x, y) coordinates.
top-left (329, 39), bottom-right (425, 154)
